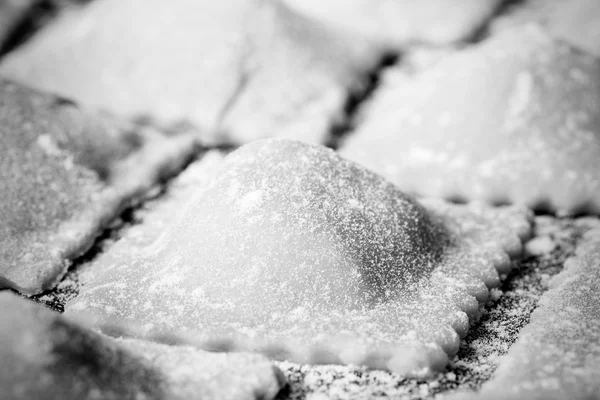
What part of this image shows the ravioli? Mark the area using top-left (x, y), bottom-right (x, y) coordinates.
top-left (0, 79), bottom-right (196, 295)
top-left (67, 139), bottom-right (531, 376)
top-left (340, 24), bottom-right (600, 214)
top-left (446, 219), bottom-right (600, 399)
top-left (0, 0), bottom-right (380, 145)
top-left (0, 292), bottom-right (283, 400)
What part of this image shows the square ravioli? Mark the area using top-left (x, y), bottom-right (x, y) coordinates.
top-left (66, 139), bottom-right (532, 377)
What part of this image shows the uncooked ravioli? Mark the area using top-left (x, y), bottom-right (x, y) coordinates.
top-left (0, 79), bottom-right (196, 295)
top-left (340, 24), bottom-right (600, 215)
top-left (0, 0), bottom-right (380, 145)
top-left (446, 220), bottom-right (600, 400)
top-left (67, 139), bottom-right (531, 377)
top-left (0, 292), bottom-right (284, 400)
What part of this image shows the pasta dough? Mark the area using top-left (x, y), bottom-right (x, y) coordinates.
top-left (67, 139), bottom-right (531, 376)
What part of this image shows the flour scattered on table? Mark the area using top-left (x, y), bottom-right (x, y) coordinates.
top-left (451, 218), bottom-right (600, 399)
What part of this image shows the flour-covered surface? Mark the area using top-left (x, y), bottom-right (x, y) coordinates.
top-left (32, 150), bottom-right (225, 313)
top-left (0, 291), bottom-right (283, 400)
top-left (0, 0), bottom-right (381, 145)
top-left (340, 24), bottom-right (600, 215)
top-left (283, 0), bottom-right (501, 50)
top-left (492, 0), bottom-right (600, 58)
top-left (34, 212), bottom-right (579, 400)
top-left (3, 2), bottom-right (600, 398)
top-left (275, 217), bottom-right (583, 399)
top-left (447, 218), bottom-right (600, 400)
top-left (66, 139), bottom-right (531, 377)
top-left (117, 338), bottom-right (285, 400)
top-left (0, 79), bottom-right (197, 295)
